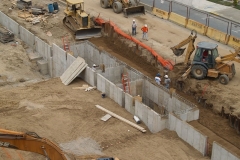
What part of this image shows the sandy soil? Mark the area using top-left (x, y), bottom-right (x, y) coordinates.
top-left (0, 0), bottom-right (239, 158)
top-left (0, 76), bottom-right (208, 160)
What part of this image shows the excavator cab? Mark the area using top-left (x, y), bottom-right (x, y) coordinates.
top-left (63, 0), bottom-right (102, 40)
top-left (192, 42), bottom-right (219, 69)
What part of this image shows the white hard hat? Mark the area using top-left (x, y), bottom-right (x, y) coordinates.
top-left (133, 19), bottom-right (135, 22)
top-left (93, 64), bottom-right (97, 67)
top-left (164, 75), bottom-right (168, 78)
top-left (144, 24), bottom-right (147, 27)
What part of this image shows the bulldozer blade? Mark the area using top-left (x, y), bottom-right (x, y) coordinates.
top-left (171, 48), bottom-right (186, 56)
top-left (75, 28), bottom-right (102, 40)
top-left (123, 6), bottom-right (145, 18)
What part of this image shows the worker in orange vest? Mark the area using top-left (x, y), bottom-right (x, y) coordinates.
top-left (141, 24), bottom-right (148, 40)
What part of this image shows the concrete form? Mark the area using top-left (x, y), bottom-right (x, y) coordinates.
top-left (1, 11), bottom-right (239, 160)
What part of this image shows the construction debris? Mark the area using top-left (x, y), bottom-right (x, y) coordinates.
top-left (72, 84), bottom-right (89, 90)
top-left (85, 86), bottom-right (96, 92)
top-left (101, 114), bottom-right (112, 122)
top-left (46, 31), bottom-right (52, 37)
top-left (95, 105), bottom-right (146, 133)
top-left (0, 25), bottom-right (14, 43)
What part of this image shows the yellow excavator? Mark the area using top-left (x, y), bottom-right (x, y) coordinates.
top-left (0, 128), bottom-right (116, 160)
top-left (100, 0), bottom-right (145, 17)
top-left (171, 30), bottom-right (240, 85)
top-left (63, 0), bottom-right (102, 40)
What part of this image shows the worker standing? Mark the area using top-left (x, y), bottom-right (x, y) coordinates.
top-left (92, 64), bottom-right (99, 72)
top-left (164, 75), bottom-right (171, 89)
top-left (132, 19), bottom-right (137, 36)
top-left (141, 24), bottom-right (148, 40)
top-left (155, 73), bottom-right (161, 85)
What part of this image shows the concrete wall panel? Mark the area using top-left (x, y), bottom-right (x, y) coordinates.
top-left (181, 122), bottom-right (188, 142)
top-left (35, 37), bottom-right (51, 60)
top-left (153, 85), bottom-right (158, 104)
top-left (175, 118), bottom-right (182, 137)
top-left (136, 79), bottom-right (143, 96)
top-left (88, 68), bottom-right (95, 86)
top-left (143, 80), bottom-right (150, 101)
top-left (169, 114), bottom-right (176, 131)
top-left (114, 85), bottom-right (118, 103)
top-left (52, 43), bottom-right (67, 77)
top-left (158, 88), bottom-right (164, 106)
top-left (125, 93), bottom-right (134, 114)
top-left (211, 142), bottom-right (240, 160)
top-left (109, 81), bottom-right (115, 99)
top-left (193, 130), bottom-right (200, 151)
top-left (97, 73), bottom-right (102, 92)
top-left (19, 26), bottom-right (35, 48)
top-left (105, 79), bottom-right (111, 97)
top-left (130, 81), bottom-right (136, 96)
top-left (0, 11), bottom-right (3, 25)
top-left (149, 83), bottom-right (155, 101)
top-left (117, 87), bottom-right (124, 106)
top-left (8, 17), bottom-right (19, 37)
top-left (142, 103), bottom-right (149, 125)
top-left (163, 91), bottom-right (170, 107)
top-left (147, 108), bottom-right (154, 132)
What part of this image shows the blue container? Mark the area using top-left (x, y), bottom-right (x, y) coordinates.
top-left (53, 2), bottom-right (59, 10)
top-left (48, 4), bottom-right (54, 13)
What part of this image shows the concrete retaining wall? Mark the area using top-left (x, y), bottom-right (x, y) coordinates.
top-left (168, 113), bottom-right (207, 156)
top-left (35, 36), bottom-right (51, 60)
top-left (52, 43), bottom-right (67, 77)
top-left (19, 26), bottom-right (35, 48)
top-left (135, 100), bottom-right (166, 133)
top-left (0, 11), bottom-right (19, 37)
top-left (211, 142), bottom-right (240, 160)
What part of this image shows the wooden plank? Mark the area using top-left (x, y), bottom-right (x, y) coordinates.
top-left (95, 105), bottom-right (146, 133)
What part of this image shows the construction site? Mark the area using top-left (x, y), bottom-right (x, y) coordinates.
top-left (0, 0), bottom-right (240, 159)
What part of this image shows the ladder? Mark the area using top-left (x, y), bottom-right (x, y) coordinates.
top-left (122, 73), bottom-right (130, 94)
top-left (62, 36), bottom-right (70, 51)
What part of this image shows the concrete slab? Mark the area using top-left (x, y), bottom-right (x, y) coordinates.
top-left (28, 52), bottom-right (42, 61)
top-left (60, 57), bottom-right (87, 85)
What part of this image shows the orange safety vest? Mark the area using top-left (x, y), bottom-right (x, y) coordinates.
top-left (141, 26), bottom-right (148, 33)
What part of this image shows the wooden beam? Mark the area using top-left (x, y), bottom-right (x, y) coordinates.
top-left (95, 105), bottom-right (146, 133)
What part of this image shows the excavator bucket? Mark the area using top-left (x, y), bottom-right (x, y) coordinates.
top-left (123, 6), bottom-right (145, 18)
top-left (171, 48), bottom-right (186, 56)
top-left (75, 27), bottom-right (102, 40)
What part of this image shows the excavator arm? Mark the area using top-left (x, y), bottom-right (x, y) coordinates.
top-left (171, 30), bottom-right (197, 65)
top-left (0, 129), bottom-right (67, 160)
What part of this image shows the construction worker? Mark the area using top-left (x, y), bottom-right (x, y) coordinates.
top-left (155, 73), bottom-right (161, 85)
top-left (132, 19), bottom-right (137, 36)
top-left (141, 24), bottom-right (148, 40)
top-left (92, 64), bottom-right (99, 72)
top-left (164, 75), bottom-right (171, 89)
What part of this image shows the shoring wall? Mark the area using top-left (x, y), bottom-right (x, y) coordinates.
top-left (211, 142), bottom-right (240, 160)
top-left (168, 113), bottom-right (207, 156)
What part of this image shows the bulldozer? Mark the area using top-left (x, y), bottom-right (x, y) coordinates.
top-left (171, 30), bottom-right (240, 85)
top-left (63, 0), bottom-right (102, 40)
top-left (100, 0), bottom-right (145, 17)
